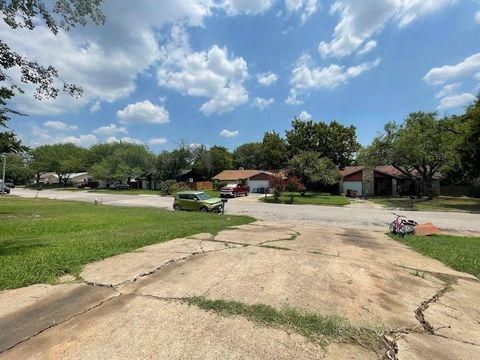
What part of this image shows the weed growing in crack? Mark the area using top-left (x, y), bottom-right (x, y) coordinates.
top-left (411, 270), bottom-right (426, 278)
top-left (259, 244), bottom-right (292, 251)
top-left (185, 297), bottom-right (385, 353)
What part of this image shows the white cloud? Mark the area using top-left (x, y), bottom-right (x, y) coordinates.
top-left (43, 121), bottom-right (78, 131)
top-left (117, 100), bottom-right (170, 124)
top-left (252, 97), bottom-right (275, 110)
top-left (476, 10), bottom-right (480, 24)
top-left (475, 72), bottom-right (480, 81)
top-left (357, 40), bottom-right (377, 56)
top-left (220, 129), bottom-right (239, 138)
top-left (221, 0), bottom-right (276, 15)
top-left (0, 1), bottom-right (219, 115)
top-left (424, 53), bottom-right (480, 85)
top-left (93, 124), bottom-right (128, 136)
top-left (106, 136), bottom-right (142, 144)
top-left (157, 26), bottom-right (249, 115)
top-left (257, 72), bottom-right (279, 86)
top-left (435, 83), bottom-right (462, 99)
top-left (60, 134), bottom-right (98, 146)
top-left (287, 55), bottom-right (380, 104)
top-left (319, 0), bottom-right (454, 58)
top-left (285, 0), bottom-right (319, 23)
top-left (31, 124), bottom-right (98, 147)
top-left (90, 101), bottom-right (101, 113)
top-left (437, 93), bottom-right (476, 110)
top-left (298, 110), bottom-right (312, 121)
top-left (147, 137), bottom-right (168, 145)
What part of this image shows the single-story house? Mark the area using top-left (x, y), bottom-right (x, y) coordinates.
top-left (175, 169), bottom-right (206, 183)
top-left (35, 172), bottom-right (90, 186)
top-left (340, 166), bottom-right (441, 197)
top-left (212, 170), bottom-right (273, 193)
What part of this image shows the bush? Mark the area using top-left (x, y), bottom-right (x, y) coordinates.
top-left (269, 175), bottom-right (285, 201)
top-left (158, 180), bottom-right (190, 195)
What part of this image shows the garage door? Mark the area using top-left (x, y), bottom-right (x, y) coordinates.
top-left (343, 181), bottom-right (363, 197)
top-left (247, 180), bottom-right (270, 193)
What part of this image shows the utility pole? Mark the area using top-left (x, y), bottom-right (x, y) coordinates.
top-left (1, 154), bottom-right (5, 195)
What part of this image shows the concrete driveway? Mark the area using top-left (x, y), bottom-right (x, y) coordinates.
top-left (0, 221), bottom-right (479, 359)
top-left (10, 188), bottom-right (480, 235)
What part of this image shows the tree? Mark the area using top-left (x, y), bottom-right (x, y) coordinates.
top-left (457, 95), bottom-right (480, 180)
top-left (285, 118), bottom-right (360, 167)
top-left (269, 175), bottom-right (285, 201)
top-left (209, 146), bottom-right (233, 178)
top-left (4, 153), bottom-right (33, 184)
top-left (0, 130), bottom-right (29, 153)
top-left (288, 151), bottom-right (341, 189)
top-left (233, 142), bottom-right (263, 169)
top-left (0, 1), bottom-right (105, 154)
top-left (31, 143), bottom-right (87, 185)
top-left (191, 145), bottom-right (212, 179)
top-left (155, 144), bottom-right (192, 181)
top-left (88, 142), bottom-right (155, 183)
top-left (285, 176), bottom-right (306, 203)
top-left (361, 112), bottom-right (458, 199)
top-left (261, 131), bottom-right (288, 170)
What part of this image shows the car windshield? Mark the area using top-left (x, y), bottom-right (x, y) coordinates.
top-left (196, 192), bottom-right (210, 200)
top-left (225, 183), bottom-right (238, 187)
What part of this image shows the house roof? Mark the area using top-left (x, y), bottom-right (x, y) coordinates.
top-left (340, 165), bottom-right (442, 180)
top-left (212, 170), bottom-right (272, 181)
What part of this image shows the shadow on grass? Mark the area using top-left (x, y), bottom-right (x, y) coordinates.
top-left (0, 242), bottom-right (49, 256)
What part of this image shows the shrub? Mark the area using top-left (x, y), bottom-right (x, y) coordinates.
top-left (158, 180), bottom-right (190, 195)
top-left (269, 175), bottom-right (285, 201)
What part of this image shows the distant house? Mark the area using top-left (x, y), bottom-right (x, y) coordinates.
top-left (340, 166), bottom-right (441, 197)
top-left (212, 170), bottom-right (273, 193)
top-left (175, 169), bottom-right (206, 183)
top-left (36, 172), bottom-right (90, 186)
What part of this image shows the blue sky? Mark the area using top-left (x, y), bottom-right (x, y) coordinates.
top-left (3, 0), bottom-right (480, 151)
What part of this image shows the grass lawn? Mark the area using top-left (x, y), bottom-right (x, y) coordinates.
top-left (371, 196), bottom-right (480, 213)
top-left (389, 234), bottom-right (480, 278)
top-left (260, 192), bottom-right (350, 206)
top-left (0, 197), bottom-right (254, 290)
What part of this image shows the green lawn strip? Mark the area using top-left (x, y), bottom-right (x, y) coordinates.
top-left (260, 192), bottom-right (350, 206)
top-left (186, 297), bottom-right (384, 352)
top-left (388, 234), bottom-right (480, 278)
top-left (0, 197), bottom-right (254, 290)
top-left (87, 189), bottom-right (221, 198)
top-left (371, 196), bottom-right (480, 213)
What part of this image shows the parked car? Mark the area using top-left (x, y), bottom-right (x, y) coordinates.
top-left (78, 180), bottom-right (100, 189)
top-left (0, 182), bottom-right (10, 194)
top-left (109, 182), bottom-right (130, 190)
top-left (220, 183), bottom-right (250, 198)
top-left (4, 179), bottom-right (14, 188)
top-left (173, 191), bottom-right (223, 213)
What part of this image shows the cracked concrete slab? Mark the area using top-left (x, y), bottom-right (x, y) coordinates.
top-left (0, 283), bottom-right (117, 353)
top-left (2, 222), bottom-right (479, 359)
top-left (81, 238), bottom-right (232, 287)
top-left (422, 279), bottom-right (480, 345)
top-left (120, 244), bottom-right (445, 330)
top-left (397, 333), bottom-right (480, 360)
top-left (0, 295), bottom-right (345, 360)
top-left (263, 224), bottom-right (477, 280)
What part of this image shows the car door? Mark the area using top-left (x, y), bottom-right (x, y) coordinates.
top-left (180, 194), bottom-right (195, 210)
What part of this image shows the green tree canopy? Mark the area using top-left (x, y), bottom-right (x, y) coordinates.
top-left (155, 144), bottom-right (192, 181)
top-left (261, 131), bottom-right (288, 170)
top-left (361, 112), bottom-right (459, 198)
top-left (288, 151), bottom-right (341, 189)
top-left (285, 118), bottom-right (359, 167)
top-left (88, 142), bottom-right (155, 182)
top-left (31, 143), bottom-right (87, 184)
top-left (233, 142), bottom-right (263, 169)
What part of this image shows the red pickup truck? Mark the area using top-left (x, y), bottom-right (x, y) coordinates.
top-left (220, 183), bottom-right (250, 198)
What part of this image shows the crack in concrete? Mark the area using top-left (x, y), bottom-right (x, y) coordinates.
top-left (0, 287), bottom-right (120, 354)
top-left (393, 264), bottom-right (479, 283)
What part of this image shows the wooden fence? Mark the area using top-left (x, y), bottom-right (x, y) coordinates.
top-left (190, 181), bottom-right (213, 191)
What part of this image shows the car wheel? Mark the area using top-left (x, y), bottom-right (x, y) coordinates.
top-left (233, 192), bottom-right (237, 198)
top-left (244, 192), bottom-right (248, 196)
top-left (200, 207), bottom-right (209, 213)
top-left (174, 205), bottom-right (181, 211)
